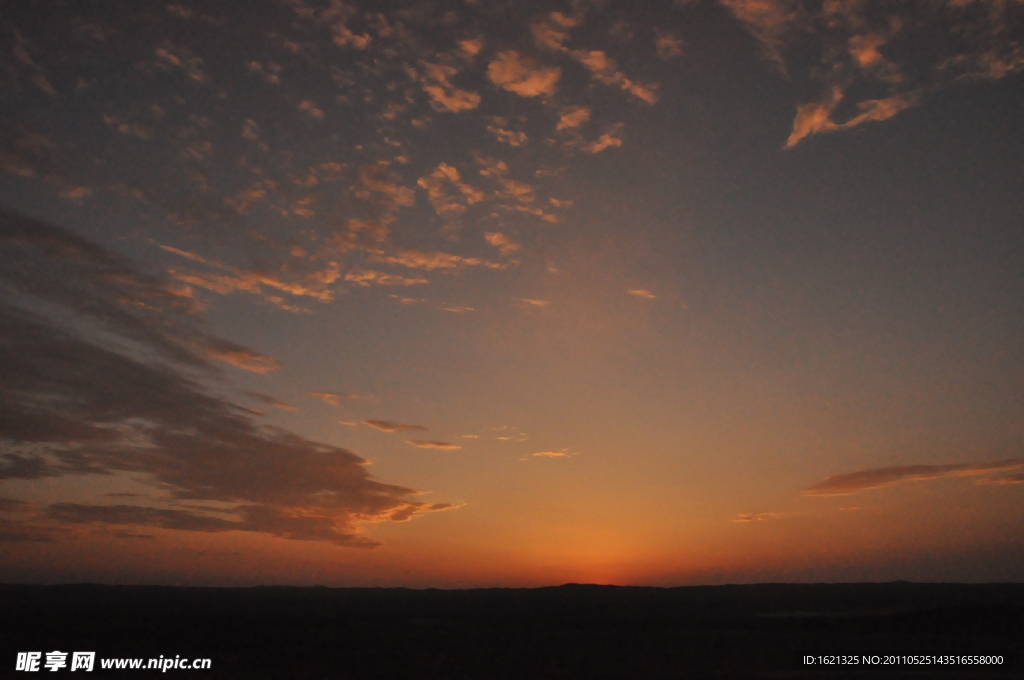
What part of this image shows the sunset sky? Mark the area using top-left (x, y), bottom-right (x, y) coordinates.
top-left (1, 0), bottom-right (1023, 587)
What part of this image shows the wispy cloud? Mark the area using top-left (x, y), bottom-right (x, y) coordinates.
top-left (484, 232), bottom-right (521, 256)
top-left (0, 211), bottom-right (278, 375)
top-left (529, 449), bottom-right (578, 459)
top-left (804, 459), bottom-right (1024, 496)
top-left (363, 419), bottom-right (429, 433)
top-left (628, 289), bottom-right (657, 299)
top-left (733, 512), bottom-right (784, 522)
top-left (719, 0), bottom-right (1024, 146)
top-left (246, 392), bottom-right (297, 411)
top-left (407, 440), bottom-right (461, 450)
top-left (308, 392), bottom-right (358, 406)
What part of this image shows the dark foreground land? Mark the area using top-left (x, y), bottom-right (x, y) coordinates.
top-left (1, 582), bottom-right (1022, 679)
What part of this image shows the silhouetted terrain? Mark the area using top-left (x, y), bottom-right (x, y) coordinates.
top-left (2, 582), bottom-right (1021, 679)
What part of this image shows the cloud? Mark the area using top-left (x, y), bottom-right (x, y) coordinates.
top-left (487, 51), bottom-right (561, 97)
top-left (160, 245), bottom-right (343, 308)
top-left (246, 392), bottom-right (297, 411)
top-left (977, 472), bottom-right (1024, 486)
top-left (583, 125), bottom-right (625, 154)
top-left (362, 419), bottom-right (428, 433)
top-left (459, 38), bottom-right (483, 57)
top-left (570, 50), bottom-right (659, 104)
top-left (785, 89), bottom-right (918, 148)
top-left (486, 120), bottom-right (529, 146)
top-left (532, 12), bottom-right (578, 51)
top-left (655, 31), bottom-right (685, 59)
top-left (0, 213), bottom-right (454, 545)
top-left (718, 0), bottom-right (1024, 146)
top-left (0, 211), bottom-right (278, 374)
top-left (344, 269), bottom-right (429, 287)
top-left (804, 459), bottom-right (1024, 497)
top-left (529, 449), bottom-right (578, 458)
top-left (353, 162), bottom-right (415, 211)
top-left (418, 62), bottom-right (481, 113)
top-left (375, 248), bottom-right (502, 271)
top-left (417, 163), bottom-right (485, 219)
top-left (718, 0), bottom-right (796, 68)
top-left (298, 100), bottom-right (325, 120)
top-left (628, 289), bottom-right (657, 299)
top-left (733, 512), bottom-right (783, 522)
top-left (517, 298), bottom-right (550, 308)
top-left (152, 42), bottom-right (208, 83)
top-left (307, 392), bottom-right (357, 406)
top-left (557, 106), bottom-right (591, 131)
top-left (484, 232), bottom-right (521, 256)
top-left (407, 440), bottom-right (461, 450)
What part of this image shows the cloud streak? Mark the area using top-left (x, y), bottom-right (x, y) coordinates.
top-left (0, 212), bottom-right (453, 545)
top-left (362, 420), bottom-right (429, 433)
top-left (407, 440), bottom-right (461, 450)
top-left (804, 459), bottom-right (1024, 497)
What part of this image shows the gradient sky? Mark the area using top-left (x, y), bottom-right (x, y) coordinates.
top-left (1, 0), bottom-right (1023, 587)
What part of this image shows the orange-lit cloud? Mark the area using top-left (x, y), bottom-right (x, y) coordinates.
top-left (628, 289), bottom-right (657, 299)
top-left (732, 512), bottom-right (783, 522)
top-left (570, 50), bottom-right (659, 104)
top-left (655, 31), bottom-right (685, 60)
top-left (484, 232), bottom-right (521, 256)
top-left (786, 89), bottom-right (918, 148)
top-left (344, 269), bottom-right (429, 287)
top-left (487, 51), bottom-right (560, 97)
top-left (363, 419), bottom-right (429, 433)
top-left (530, 449), bottom-right (578, 458)
top-left (557, 106), bottom-right (591, 131)
top-left (804, 459), bottom-right (1024, 496)
top-left (375, 248), bottom-right (502, 271)
top-left (308, 392), bottom-right (358, 406)
top-left (416, 62), bottom-right (481, 113)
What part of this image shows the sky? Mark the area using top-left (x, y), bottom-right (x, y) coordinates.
top-left (1, 0), bottom-right (1022, 587)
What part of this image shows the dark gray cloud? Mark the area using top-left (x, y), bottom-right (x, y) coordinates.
top-left (804, 459), bottom-right (1024, 497)
top-left (0, 210), bottom-right (278, 373)
top-left (363, 419), bottom-right (429, 433)
top-left (0, 212), bottom-right (452, 545)
top-left (407, 440), bottom-right (461, 450)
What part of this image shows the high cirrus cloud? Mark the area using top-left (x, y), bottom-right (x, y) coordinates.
top-left (804, 459), bottom-right (1024, 497)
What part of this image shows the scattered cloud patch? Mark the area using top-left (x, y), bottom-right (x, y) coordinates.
top-left (487, 51), bottom-right (561, 97)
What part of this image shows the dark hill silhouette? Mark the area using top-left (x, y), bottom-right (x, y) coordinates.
top-left (1, 582), bottom-right (1020, 679)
